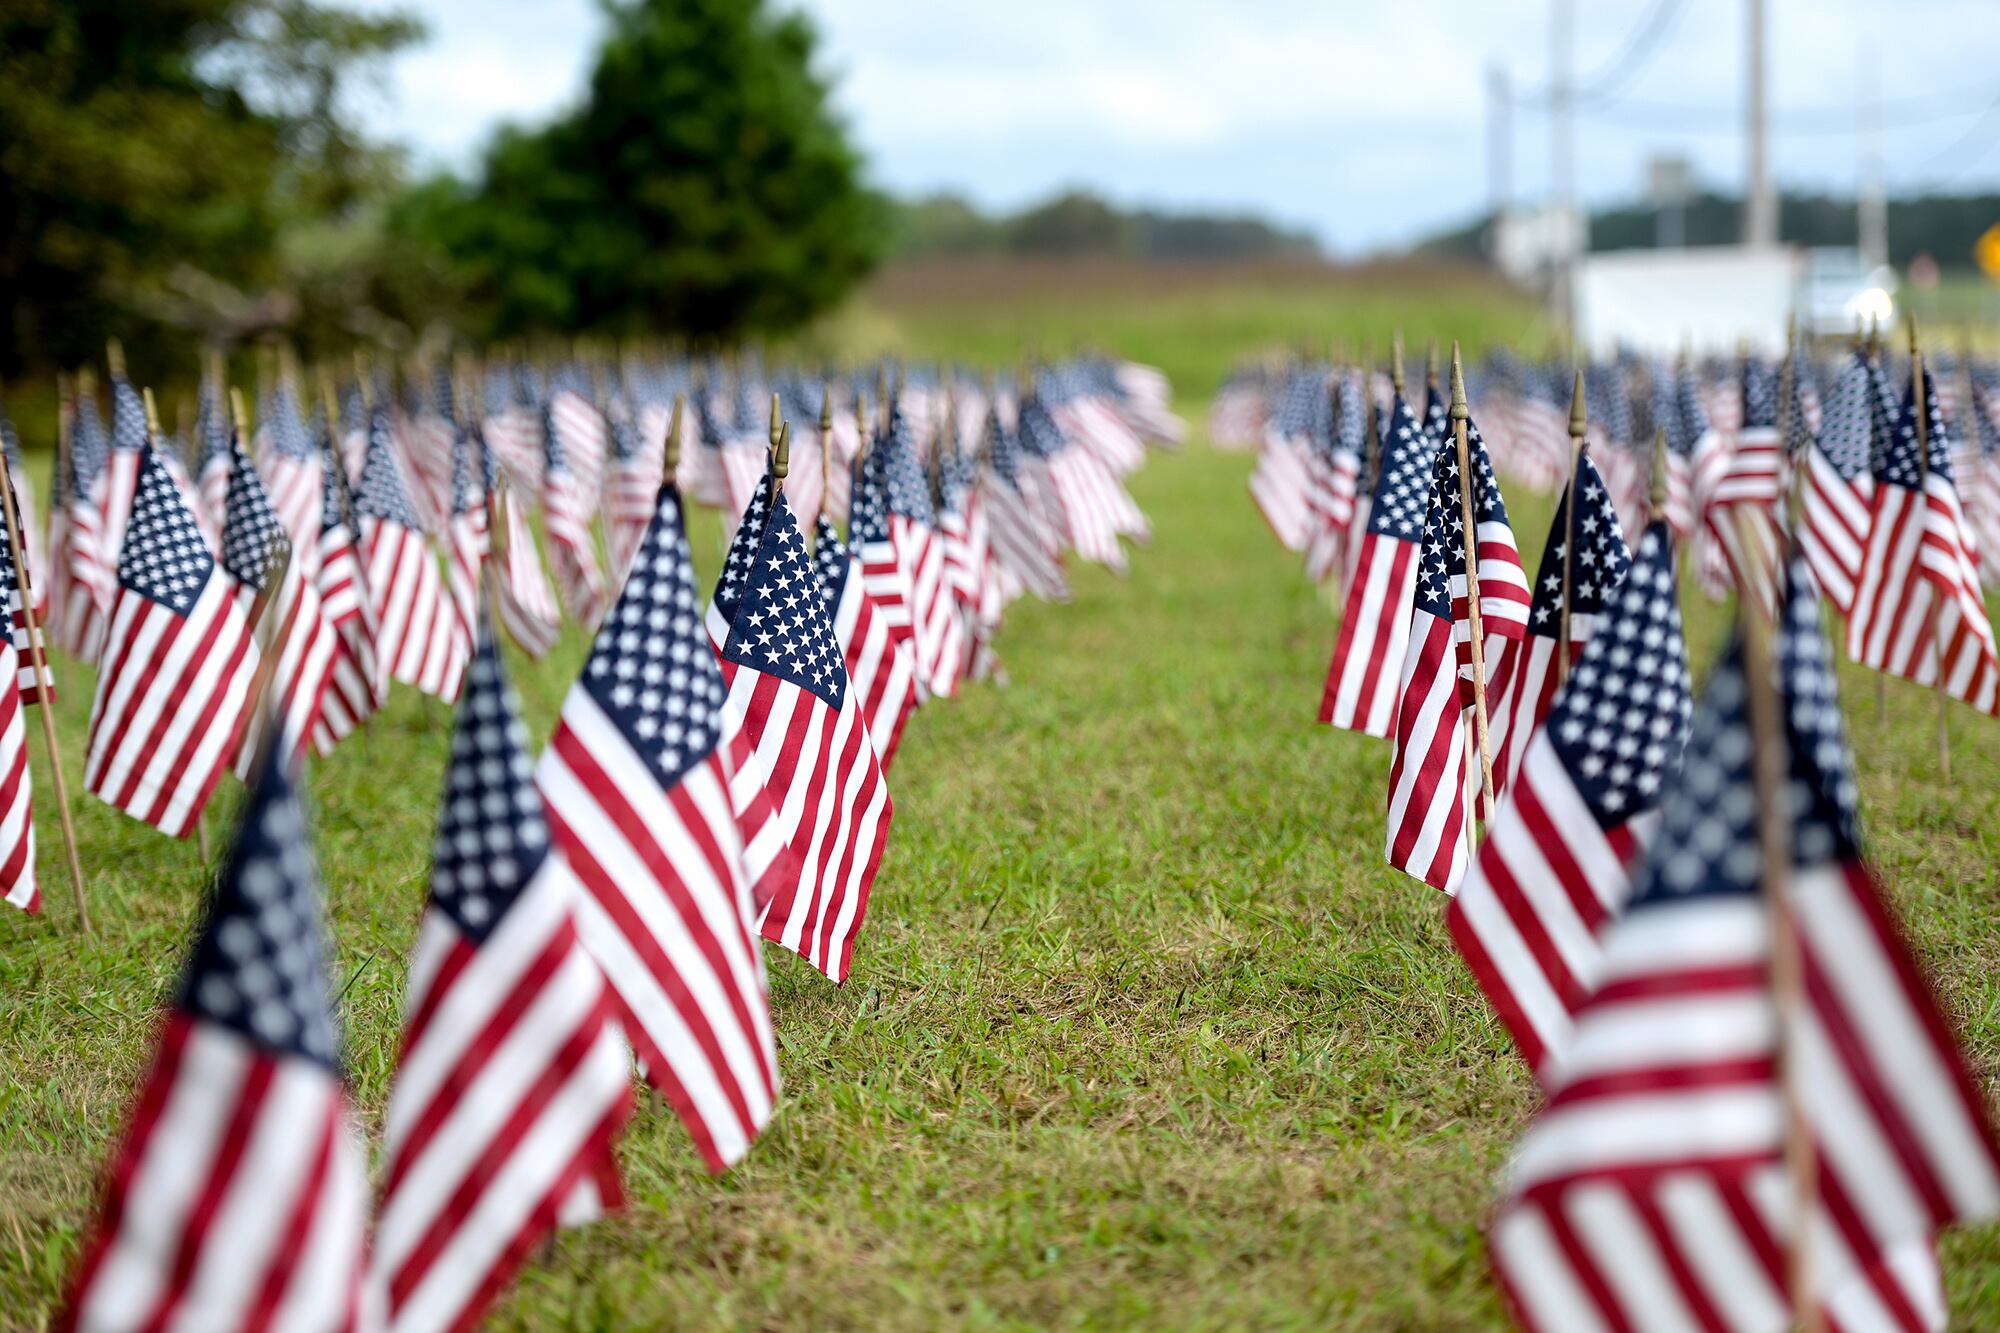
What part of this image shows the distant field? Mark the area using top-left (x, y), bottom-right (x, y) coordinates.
top-left (4, 263), bottom-right (1999, 1328)
top-left (831, 256), bottom-right (1549, 401)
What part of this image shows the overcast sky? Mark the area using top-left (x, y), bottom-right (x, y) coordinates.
top-left (353, 0), bottom-right (2000, 255)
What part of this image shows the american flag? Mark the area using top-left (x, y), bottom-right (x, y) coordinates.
top-left (977, 405), bottom-right (1069, 604)
top-left (1799, 351), bottom-right (1879, 618)
top-left (48, 385), bottom-right (112, 662)
top-left (373, 622), bottom-right (631, 1332)
top-left (0, 430), bottom-right (54, 705)
top-left (1447, 518), bottom-right (1690, 1077)
top-left (715, 385), bottom-right (773, 545)
top-left (715, 484), bottom-right (892, 983)
top-left (1302, 372), bottom-right (1362, 584)
top-left (0, 501), bottom-right (35, 914)
top-left (261, 380), bottom-right (325, 556)
top-left (493, 478), bottom-right (563, 661)
top-left (64, 751), bottom-right (372, 1332)
top-left (883, 406), bottom-right (964, 700)
top-left (1249, 367), bottom-right (1319, 552)
top-left (358, 405), bottom-right (465, 703)
top-left (98, 374), bottom-right (148, 569)
top-left (536, 480), bottom-right (782, 1170)
top-left (851, 442), bottom-right (922, 675)
top-left (193, 377), bottom-right (233, 549)
top-left (1020, 388), bottom-right (1138, 571)
top-left (543, 395), bottom-right (609, 626)
top-left (1482, 450), bottom-right (1631, 803)
top-left (1965, 378), bottom-right (2000, 589)
top-left (606, 398), bottom-right (660, 586)
top-left (814, 510), bottom-right (919, 771)
top-left (310, 430), bottom-right (384, 755)
top-left (1490, 559), bottom-right (2000, 1333)
top-left (84, 444), bottom-right (257, 837)
top-left (1383, 416), bottom-right (1529, 892)
top-left (1653, 359), bottom-right (1704, 538)
top-left (1318, 393), bottom-right (1439, 737)
top-left (480, 370), bottom-right (544, 500)
top-left (1702, 357), bottom-right (1787, 614)
top-left (1847, 368), bottom-right (2000, 715)
top-left (220, 442), bottom-right (338, 776)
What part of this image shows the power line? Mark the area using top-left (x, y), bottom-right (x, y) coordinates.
top-left (1515, 79), bottom-right (2000, 136)
top-left (1514, 0), bottom-right (1685, 110)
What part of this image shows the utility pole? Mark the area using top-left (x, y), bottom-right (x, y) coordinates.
top-left (1487, 62), bottom-right (1512, 253)
top-left (1550, 0), bottom-right (1576, 327)
top-left (1744, 0), bottom-right (1778, 247)
top-left (1857, 42), bottom-right (1888, 269)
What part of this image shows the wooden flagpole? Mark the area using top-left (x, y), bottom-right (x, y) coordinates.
top-left (819, 387), bottom-right (834, 519)
top-left (1557, 369), bottom-right (1587, 686)
top-left (1450, 343), bottom-right (1498, 812)
top-left (664, 392), bottom-right (683, 481)
top-left (1908, 324), bottom-right (1953, 780)
top-left (1866, 318), bottom-right (1890, 730)
top-left (768, 422), bottom-right (791, 507)
top-left (0, 417), bottom-right (89, 933)
top-left (1649, 425), bottom-right (1669, 527)
top-left (1732, 513), bottom-right (1822, 1333)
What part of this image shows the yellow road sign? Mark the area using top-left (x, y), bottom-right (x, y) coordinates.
top-left (1976, 223), bottom-right (2000, 282)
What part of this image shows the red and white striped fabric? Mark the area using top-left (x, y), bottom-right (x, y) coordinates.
top-left (1052, 396), bottom-right (1146, 477)
top-left (357, 407), bottom-right (465, 704)
top-left (1301, 440), bottom-right (1360, 585)
top-left (0, 520), bottom-right (34, 914)
top-left (1799, 353), bottom-right (1881, 618)
top-left (443, 495), bottom-right (483, 685)
top-left (1250, 431), bottom-right (1314, 552)
top-left (1318, 395), bottom-right (1438, 737)
top-left (97, 376), bottom-right (148, 571)
top-left (494, 487), bottom-right (562, 661)
top-left (713, 490), bottom-right (891, 984)
top-left (48, 471), bottom-right (111, 664)
top-left (814, 513), bottom-right (919, 772)
top-left (1848, 371), bottom-right (2000, 715)
top-left (219, 445), bottom-right (339, 778)
top-left (543, 400), bottom-right (609, 628)
top-left (374, 626), bottom-right (629, 1333)
top-left (482, 405), bottom-right (544, 499)
top-left (548, 386), bottom-right (608, 510)
top-left (84, 446), bottom-right (257, 838)
top-left (1491, 566), bottom-right (2000, 1333)
top-left (1448, 521), bottom-right (1689, 1077)
top-left (390, 409), bottom-right (455, 536)
top-left (66, 751), bottom-right (372, 1333)
top-left (1482, 452), bottom-right (1629, 802)
top-left (260, 383), bottom-right (325, 555)
top-left (892, 503), bottom-right (962, 703)
top-left (850, 451), bottom-right (921, 697)
top-left (537, 483), bottom-right (781, 1172)
top-left (1701, 363), bottom-right (1786, 616)
top-left (606, 409), bottom-right (662, 587)
top-left (310, 443), bottom-right (383, 755)
top-left (1384, 419), bottom-right (1529, 893)
top-left (0, 471), bottom-right (53, 707)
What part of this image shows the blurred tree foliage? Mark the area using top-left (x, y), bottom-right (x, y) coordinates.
top-left (391, 0), bottom-right (887, 344)
top-left (0, 0), bottom-right (421, 375)
top-left (889, 189), bottom-right (1322, 261)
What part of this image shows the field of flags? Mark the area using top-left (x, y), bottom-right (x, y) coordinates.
top-left (1225, 330), bottom-right (2000, 1330)
top-left (0, 347), bottom-right (1180, 1331)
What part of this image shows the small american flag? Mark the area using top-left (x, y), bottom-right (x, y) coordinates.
top-left (194, 376), bottom-right (232, 541)
top-left (442, 425), bottom-right (485, 673)
top-left (852, 443), bottom-right (922, 674)
top-left (84, 444), bottom-right (257, 837)
top-left (1249, 367), bottom-right (1319, 552)
top-left (717, 488), bottom-right (892, 984)
top-left (1318, 393), bottom-right (1438, 736)
top-left (220, 441), bottom-right (338, 777)
top-left (1022, 384), bottom-right (1146, 569)
top-left (536, 481), bottom-right (782, 1171)
top-left (98, 374), bottom-right (147, 567)
top-left (261, 380), bottom-right (325, 557)
top-left (1447, 518), bottom-right (1691, 1076)
top-left (0, 504), bottom-right (35, 913)
top-left (978, 404), bottom-right (1069, 604)
top-left (358, 405), bottom-right (464, 703)
top-left (1702, 357), bottom-right (1787, 614)
top-left (310, 429), bottom-right (384, 755)
top-left (543, 394), bottom-right (609, 626)
top-left (606, 399), bottom-right (659, 586)
top-left (0, 433), bottom-right (54, 706)
top-left (1490, 558), bottom-right (2000, 1332)
top-left (1798, 351), bottom-right (1878, 617)
top-left (1482, 451), bottom-right (1630, 802)
top-left (373, 621), bottom-right (631, 1332)
top-left (814, 511), bottom-right (918, 771)
top-left (1301, 372), bottom-right (1361, 584)
top-left (1383, 416), bottom-right (1528, 892)
top-left (883, 406), bottom-right (964, 700)
top-left (48, 386), bottom-right (112, 662)
top-left (65, 752), bottom-right (372, 1332)
top-left (1847, 368), bottom-right (2000, 714)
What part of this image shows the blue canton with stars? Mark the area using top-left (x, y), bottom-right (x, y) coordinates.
top-left (1365, 395), bottom-right (1441, 541)
top-left (721, 495), bottom-right (849, 712)
top-left (120, 446), bottom-right (214, 612)
top-left (110, 376), bottom-right (147, 455)
top-left (711, 462), bottom-right (775, 626)
top-left (982, 406), bottom-right (1023, 486)
top-left (430, 624), bottom-right (550, 939)
top-left (814, 513), bottom-right (852, 605)
top-left (177, 754), bottom-right (340, 1068)
top-left (581, 485), bottom-right (727, 788)
top-left (1740, 357), bottom-right (1779, 431)
top-left (269, 383), bottom-right (316, 460)
top-left (221, 443), bottom-right (288, 592)
top-left (882, 408), bottom-right (936, 525)
top-left (355, 406), bottom-right (426, 531)
top-left (196, 380), bottom-right (230, 472)
top-left (1669, 363), bottom-right (1710, 458)
top-left (1546, 521), bottom-right (1694, 830)
top-left (1526, 451), bottom-right (1631, 638)
top-left (1879, 369), bottom-right (1954, 490)
top-left (1817, 354), bottom-right (1876, 482)
top-left (1336, 372), bottom-right (1367, 458)
top-left (1422, 381), bottom-right (1450, 447)
top-left (1626, 556), bottom-right (1854, 913)
top-left (850, 449), bottom-right (892, 546)
top-left (1411, 417), bottom-right (1512, 620)
top-left (72, 390), bottom-right (110, 487)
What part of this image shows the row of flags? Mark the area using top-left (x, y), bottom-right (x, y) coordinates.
top-left (6, 349), bottom-right (1182, 1331)
top-left (1235, 338), bottom-right (2000, 1329)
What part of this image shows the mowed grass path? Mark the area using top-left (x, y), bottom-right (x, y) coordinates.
top-left (6, 415), bottom-right (2000, 1328)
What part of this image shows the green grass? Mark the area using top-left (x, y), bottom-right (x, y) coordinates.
top-left (3, 264), bottom-right (1999, 1327)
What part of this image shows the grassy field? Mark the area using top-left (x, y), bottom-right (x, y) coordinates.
top-left (4, 263), bottom-right (2000, 1329)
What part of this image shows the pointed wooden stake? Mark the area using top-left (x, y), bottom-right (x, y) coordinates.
top-left (1908, 325), bottom-right (1952, 781)
top-left (664, 393), bottom-right (683, 479)
top-left (0, 427), bottom-right (89, 933)
top-left (819, 387), bottom-right (834, 507)
top-left (1733, 533), bottom-right (1822, 1333)
top-left (1558, 368), bottom-right (1588, 686)
top-left (767, 421), bottom-right (790, 506)
top-left (1450, 344), bottom-right (1498, 813)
